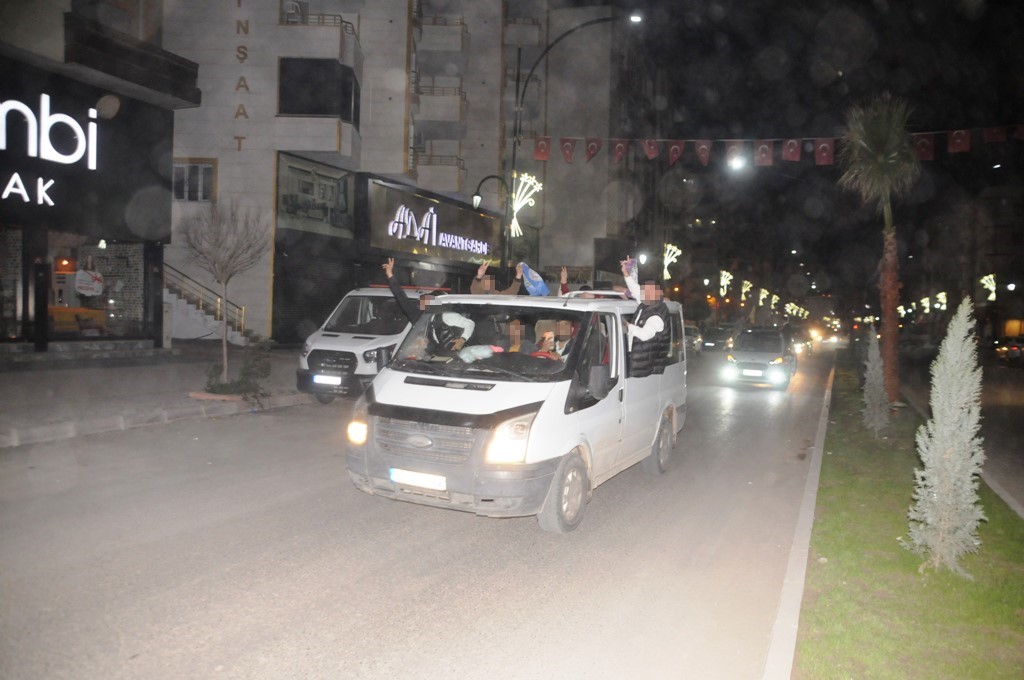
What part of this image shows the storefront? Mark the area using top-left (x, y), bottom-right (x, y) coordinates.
top-left (272, 153), bottom-right (504, 343)
top-left (1, 55), bottom-right (172, 348)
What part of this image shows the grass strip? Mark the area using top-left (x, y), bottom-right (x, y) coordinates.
top-left (793, 364), bottom-right (1024, 680)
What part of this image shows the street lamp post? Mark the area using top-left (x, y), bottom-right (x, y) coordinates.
top-left (478, 11), bottom-right (640, 273)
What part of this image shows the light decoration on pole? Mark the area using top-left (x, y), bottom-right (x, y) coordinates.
top-left (758, 288), bottom-right (769, 306)
top-left (741, 280), bottom-right (753, 303)
top-left (980, 273), bottom-right (996, 301)
top-left (771, 294), bottom-right (779, 311)
top-left (898, 305), bottom-right (907, 318)
top-left (785, 302), bottom-right (799, 316)
top-left (663, 243), bottom-right (682, 280)
top-left (719, 270), bottom-right (733, 297)
top-left (935, 291), bottom-right (947, 311)
top-left (508, 173), bottom-right (542, 238)
top-left (921, 296), bottom-right (931, 314)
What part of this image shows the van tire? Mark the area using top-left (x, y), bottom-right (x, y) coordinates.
top-left (538, 453), bottom-right (588, 533)
top-left (315, 394), bottom-right (336, 404)
top-left (643, 416), bottom-right (673, 475)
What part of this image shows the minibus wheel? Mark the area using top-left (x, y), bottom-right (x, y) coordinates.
top-left (643, 416), bottom-right (673, 474)
top-left (315, 394), bottom-right (336, 404)
top-left (538, 453), bottom-right (588, 533)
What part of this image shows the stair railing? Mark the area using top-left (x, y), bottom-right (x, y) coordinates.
top-left (163, 264), bottom-right (246, 334)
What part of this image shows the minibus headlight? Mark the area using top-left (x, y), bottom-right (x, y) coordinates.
top-left (346, 396), bottom-right (369, 446)
top-left (485, 412), bottom-right (537, 464)
top-left (363, 344), bottom-right (396, 363)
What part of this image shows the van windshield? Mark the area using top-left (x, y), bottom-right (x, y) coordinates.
top-left (323, 295), bottom-right (408, 335)
top-left (391, 303), bottom-right (589, 382)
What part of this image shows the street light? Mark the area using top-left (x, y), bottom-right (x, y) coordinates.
top-left (472, 174), bottom-right (508, 210)
top-left (496, 10), bottom-right (641, 270)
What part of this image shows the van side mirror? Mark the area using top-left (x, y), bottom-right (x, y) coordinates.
top-left (376, 344), bottom-right (393, 371)
top-left (587, 364), bottom-right (612, 400)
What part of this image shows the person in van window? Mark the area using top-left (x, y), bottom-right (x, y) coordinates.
top-left (382, 258), bottom-right (474, 353)
top-left (507, 318), bottom-right (539, 354)
top-left (621, 258), bottom-right (671, 377)
top-left (471, 261), bottom-right (523, 295)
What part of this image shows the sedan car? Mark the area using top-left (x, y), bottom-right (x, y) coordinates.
top-left (721, 328), bottom-right (797, 389)
top-left (701, 328), bottom-right (733, 351)
top-left (995, 336), bottom-right (1023, 365)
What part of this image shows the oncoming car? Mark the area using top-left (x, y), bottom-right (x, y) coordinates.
top-left (721, 327), bottom-right (797, 389)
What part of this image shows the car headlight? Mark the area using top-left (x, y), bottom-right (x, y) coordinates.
top-left (485, 412), bottom-right (537, 464)
top-left (793, 343), bottom-right (804, 354)
top-left (363, 344), bottom-right (396, 362)
top-left (725, 353), bottom-right (737, 363)
top-left (346, 396), bottom-right (369, 446)
top-left (770, 356), bottom-right (785, 365)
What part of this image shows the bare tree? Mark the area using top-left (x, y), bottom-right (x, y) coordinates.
top-left (180, 200), bottom-right (269, 384)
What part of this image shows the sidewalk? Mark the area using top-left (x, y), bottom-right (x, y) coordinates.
top-left (0, 340), bottom-right (313, 449)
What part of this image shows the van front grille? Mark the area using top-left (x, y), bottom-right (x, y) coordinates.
top-left (307, 349), bottom-right (357, 374)
top-left (374, 417), bottom-right (478, 463)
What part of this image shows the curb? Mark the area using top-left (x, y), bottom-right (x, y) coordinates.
top-left (0, 392), bottom-right (315, 449)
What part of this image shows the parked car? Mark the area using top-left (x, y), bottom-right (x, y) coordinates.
top-left (701, 327), bottom-right (733, 351)
top-left (296, 286), bottom-right (435, 403)
top-left (684, 324), bottom-right (703, 355)
top-left (721, 327), bottom-right (797, 389)
top-left (995, 336), bottom-right (1023, 365)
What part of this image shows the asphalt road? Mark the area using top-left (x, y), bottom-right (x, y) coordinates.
top-left (0, 349), bottom-right (834, 680)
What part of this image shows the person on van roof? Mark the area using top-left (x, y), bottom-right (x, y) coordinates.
top-left (382, 258), bottom-right (474, 352)
top-left (621, 258), bottom-right (671, 377)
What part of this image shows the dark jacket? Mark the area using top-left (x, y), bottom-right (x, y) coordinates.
top-left (386, 275), bottom-right (422, 323)
top-left (629, 302), bottom-right (670, 378)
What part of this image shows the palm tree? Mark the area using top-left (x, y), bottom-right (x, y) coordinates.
top-left (838, 95), bottom-right (921, 404)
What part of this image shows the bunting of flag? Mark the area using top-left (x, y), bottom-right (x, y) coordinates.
top-left (523, 124), bottom-right (1022, 167)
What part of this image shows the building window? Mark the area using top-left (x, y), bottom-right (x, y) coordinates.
top-left (278, 58), bottom-right (360, 128)
top-left (173, 160), bottom-right (215, 202)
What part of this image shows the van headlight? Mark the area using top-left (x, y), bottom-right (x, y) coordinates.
top-left (363, 344), bottom-right (395, 362)
top-left (346, 396), bottom-right (369, 446)
top-left (485, 412), bottom-right (537, 464)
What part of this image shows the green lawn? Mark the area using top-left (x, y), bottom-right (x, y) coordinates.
top-left (792, 364), bottom-right (1024, 679)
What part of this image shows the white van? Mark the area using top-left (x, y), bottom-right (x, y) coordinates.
top-left (297, 286), bottom-right (435, 403)
top-left (343, 292), bottom-right (688, 532)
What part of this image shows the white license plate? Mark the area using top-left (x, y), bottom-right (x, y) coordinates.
top-left (389, 468), bottom-right (446, 491)
top-left (313, 374), bottom-right (342, 386)
top-left (742, 369), bottom-right (764, 377)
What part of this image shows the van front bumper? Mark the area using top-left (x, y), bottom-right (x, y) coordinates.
top-left (346, 447), bottom-right (560, 518)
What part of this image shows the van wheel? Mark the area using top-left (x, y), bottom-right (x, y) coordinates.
top-left (643, 416), bottom-right (673, 475)
top-left (315, 394), bottom-right (335, 404)
top-left (538, 453), bottom-right (588, 533)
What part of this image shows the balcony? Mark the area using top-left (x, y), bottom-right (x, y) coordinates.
top-left (414, 82), bottom-right (468, 140)
top-left (62, 11), bottom-right (200, 109)
top-left (504, 16), bottom-right (542, 47)
top-left (278, 3), bottom-right (364, 82)
top-left (412, 151), bottom-right (466, 193)
top-left (416, 16), bottom-right (469, 76)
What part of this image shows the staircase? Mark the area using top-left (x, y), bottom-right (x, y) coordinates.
top-left (163, 265), bottom-right (253, 346)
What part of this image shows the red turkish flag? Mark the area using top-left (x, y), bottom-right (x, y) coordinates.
top-left (584, 138), bottom-right (602, 162)
top-left (913, 133), bottom-right (934, 161)
top-left (667, 140), bottom-right (685, 166)
top-left (641, 139), bottom-right (660, 160)
top-left (814, 138), bottom-right (834, 165)
top-left (560, 138), bottom-right (578, 163)
top-left (948, 129), bottom-right (971, 153)
top-left (534, 136), bottom-right (550, 161)
top-left (725, 141), bottom-right (744, 166)
top-left (781, 139), bottom-right (801, 161)
top-left (695, 140), bottom-right (712, 167)
top-left (610, 139), bottom-right (628, 164)
top-left (983, 127), bottom-right (1007, 143)
top-left (754, 140), bottom-right (773, 166)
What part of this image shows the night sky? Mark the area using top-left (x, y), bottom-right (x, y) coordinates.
top-left (612, 0), bottom-right (1024, 314)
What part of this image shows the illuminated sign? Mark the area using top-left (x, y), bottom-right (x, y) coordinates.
top-left (1, 93), bottom-right (100, 207)
top-left (370, 180), bottom-right (500, 264)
